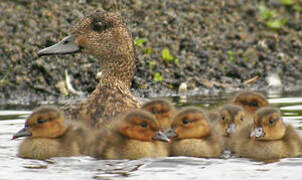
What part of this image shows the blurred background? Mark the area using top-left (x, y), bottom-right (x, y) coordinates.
top-left (0, 0), bottom-right (301, 106)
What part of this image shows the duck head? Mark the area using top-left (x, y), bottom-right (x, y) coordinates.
top-left (38, 10), bottom-right (135, 87)
top-left (250, 107), bottom-right (286, 141)
top-left (119, 110), bottom-right (170, 142)
top-left (13, 106), bottom-right (67, 139)
top-left (166, 107), bottom-right (211, 140)
top-left (219, 104), bottom-right (245, 136)
top-left (141, 99), bottom-right (175, 131)
top-left (232, 91), bottom-right (269, 114)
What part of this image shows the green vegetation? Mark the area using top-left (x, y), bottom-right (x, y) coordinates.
top-left (161, 48), bottom-right (179, 63)
top-left (0, 65), bottom-right (12, 86)
top-left (227, 50), bottom-right (234, 63)
top-left (280, 0), bottom-right (302, 11)
top-left (134, 37), bottom-right (147, 47)
top-left (258, 5), bottom-right (287, 30)
top-left (153, 72), bottom-right (163, 82)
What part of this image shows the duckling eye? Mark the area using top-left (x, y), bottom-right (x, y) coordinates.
top-left (182, 119), bottom-right (190, 124)
top-left (140, 122), bottom-right (148, 128)
top-left (37, 117), bottom-right (45, 124)
top-left (240, 117), bottom-right (244, 121)
top-left (151, 109), bottom-right (157, 114)
top-left (269, 118), bottom-right (275, 124)
top-left (221, 115), bottom-right (225, 121)
top-left (250, 101), bottom-right (258, 107)
top-left (92, 21), bottom-right (106, 32)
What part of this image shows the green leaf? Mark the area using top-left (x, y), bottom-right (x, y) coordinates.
top-left (153, 72), bottom-right (163, 82)
top-left (266, 19), bottom-right (287, 30)
top-left (144, 48), bottom-right (152, 56)
top-left (134, 37), bottom-right (147, 46)
top-left (227, 51), bottom-right (234, 63)
top-left (258, 5), bottom-right (276, 20)
top-left (162, 48), bottom-right (174, 61)
top-left (280, 0), bottom-right (295, 6)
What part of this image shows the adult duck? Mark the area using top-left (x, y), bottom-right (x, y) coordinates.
top-left (38, 10), bottom-right (139, 127)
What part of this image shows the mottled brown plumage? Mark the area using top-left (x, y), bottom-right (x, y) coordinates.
top-left (13, 106), bottom-right (94, 160)
top-left (233, 107), bottom-right (302, 161)
top-left (92, 109), bottom-right (170, 160)
top-left (167, 106), bottom-right (223, 158)
top-left (38, 11), bottom-right (140, 127)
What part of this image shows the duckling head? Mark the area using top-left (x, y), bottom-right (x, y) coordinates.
top-left (166, 107), bottom-right (211, 140)
top-left (141, 99), bottom-right (175, 130)
top-left (13, 106), bottom-right (67, 139)
top-left (250, 107), bottom-right (286, 141)
top-left (119, 110), bottom-right (170, 142)
top-left (38, 10), bottom-right (135, 87)
top-left (219, 104), bottom-right (245, 136)
top-left (232, 91), bottom-right (269, 114)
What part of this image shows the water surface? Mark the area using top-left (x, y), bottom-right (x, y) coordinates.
top-left (1, 92), bottom-right (302, 180)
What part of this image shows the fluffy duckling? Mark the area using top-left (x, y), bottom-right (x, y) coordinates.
top-left (215, 104), bottom-right (247, 151)
top-left (13, 106), bottom-right (94, 160)
top-left (233, 107), bottom-right (302, 161)
top-left (231, 91), bottom-right (269, 116)
top-left (141, 99), bottom-right (175, 131)
top-left (166, 107), bottom-right (222, 158)
top-left (92, 109), bottom-right (170, 160)
top-left (38, 10), bottom-right (140, 127)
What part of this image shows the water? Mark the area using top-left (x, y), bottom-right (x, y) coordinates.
top-left (1, 92), bottom-right (302, 180)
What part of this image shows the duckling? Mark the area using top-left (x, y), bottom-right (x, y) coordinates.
top-left (141, 99), bottom-right (175, 131)
top-left (92, 109), bottom-right (170, 160)
top-left (166, 106), bottom-right (222, 158)
top-left (215, 104), bottom-right (247, 151)
top-left (38, 10), bottom-right (140, 127)
top-left (231, 91), bottom-right (269, 116)
top-left (233, 107), bottom-right (302, 161)
top-left (13, 106), bottom-right (94, 160)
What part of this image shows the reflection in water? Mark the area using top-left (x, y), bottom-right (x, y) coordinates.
top-left (1, 92), bottom-right (302, 179)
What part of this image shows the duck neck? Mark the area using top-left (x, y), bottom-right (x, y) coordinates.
top-left (98, 53), bottom-right (135, 90)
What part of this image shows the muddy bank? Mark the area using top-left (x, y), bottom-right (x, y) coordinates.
top-left (0, 0), bottom-right (302, 107)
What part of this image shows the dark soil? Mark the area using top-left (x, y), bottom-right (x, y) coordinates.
top-left (0, 0), bottom-right (302, 108)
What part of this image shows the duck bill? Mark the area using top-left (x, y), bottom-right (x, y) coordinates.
top-left (225, 123), bottom-right (236, 136)
top-left (153, 131), bottom-right (170, 142)
top-left (12, 127), bottom-right (32, 140)
top-left (164, 128), bottom-right (177, 138)
top-left (38, 35), bottom-right (80, 56)
top-left (250, 127), bottom-right (264, 140)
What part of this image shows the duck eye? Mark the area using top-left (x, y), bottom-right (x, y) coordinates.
top-left (221, 115), bottom-right (225, 121)
top-left (250, 101), bottom-right (258, 107)
top-left (140, 122), bottom-right (147, 128)
top-left (269, 118), bottom-right (275, 124)
top-left (37, 117), bottom-right (45, 124)
top-left (92, 21), bottom-right (106, 31)
top-left (182, 119), bottom-right (189, 124)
